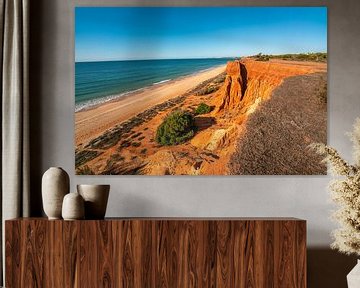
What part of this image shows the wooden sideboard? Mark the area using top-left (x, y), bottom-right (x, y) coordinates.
top-left (5, 218), bottom-right (306, 287)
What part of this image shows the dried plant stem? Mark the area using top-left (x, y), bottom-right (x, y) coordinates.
top-left (310, 118), bottom-right (360, 256)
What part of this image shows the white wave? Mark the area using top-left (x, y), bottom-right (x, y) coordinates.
top-left (153, 79), bottom-right (171, 85)
top-left (75, 87), bottom-right (145, 112)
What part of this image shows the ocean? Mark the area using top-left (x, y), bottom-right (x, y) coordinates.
top-left (75, 58), bottom-right (232, 111)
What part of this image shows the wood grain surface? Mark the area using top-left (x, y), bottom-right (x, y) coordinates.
top-left (6, 218), bottom-right (306, 287)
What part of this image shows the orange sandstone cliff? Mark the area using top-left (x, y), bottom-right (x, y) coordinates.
top-left (189, 58), bottom-right (325, 174)
top-left (214, 58), bottom-right (321, 117)
top-left (214, 61), bottom-right (247, 112)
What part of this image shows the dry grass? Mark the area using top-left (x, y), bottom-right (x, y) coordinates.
top-left (229, 72), bottom-right (327, 175)
top-left (310, 119), bottom-right (360, 256)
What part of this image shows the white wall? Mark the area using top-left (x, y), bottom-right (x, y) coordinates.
top-left (30, 0), bottom-right (360, 250)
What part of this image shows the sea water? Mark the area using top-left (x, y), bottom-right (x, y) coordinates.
top-left (75, 58), bottom-right (232, 111)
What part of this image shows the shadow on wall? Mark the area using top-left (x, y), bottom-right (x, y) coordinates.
top-left (308, 248), bottom-right (357, 288)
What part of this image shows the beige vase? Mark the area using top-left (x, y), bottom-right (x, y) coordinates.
top-left (77, 184), bottom-right (110, 219)
top-left (62, 192), bottom-right (85, 220)
top-left (42, 167), bottom-right (70, 219)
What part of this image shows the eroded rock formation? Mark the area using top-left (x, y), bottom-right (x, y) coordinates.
top-left (214, 58), bottom-right (319, 115)
top-left (214, 60), bottom-right (247, 112)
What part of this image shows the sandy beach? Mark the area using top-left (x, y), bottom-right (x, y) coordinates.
top-left (75, 64), bottom-right (226, 146)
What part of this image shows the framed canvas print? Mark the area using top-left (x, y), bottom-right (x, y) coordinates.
top-left (75, 7), bottom-right (327, 175)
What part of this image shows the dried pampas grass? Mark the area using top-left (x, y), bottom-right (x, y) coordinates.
top-left (310, 118), bottom-right (360, 256)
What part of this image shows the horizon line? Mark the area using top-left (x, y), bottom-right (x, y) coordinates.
top-left (75, 56), bottom-right (237, 63)
top-left (75, 51), bottom-right (327, 63)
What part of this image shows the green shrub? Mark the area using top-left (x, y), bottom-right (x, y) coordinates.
top-left (255, 55), bottom-right (270, 61)
top-left (195, 103), bottom-right (212, 115)
top-left (155, 111), bottom-right (196, 145)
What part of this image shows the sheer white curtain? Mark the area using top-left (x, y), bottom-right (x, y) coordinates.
top-left (0, 0), bottom-right (30, 284)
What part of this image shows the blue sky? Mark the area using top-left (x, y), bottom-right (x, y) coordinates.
top-left (75, 7), bottom-right (327, 62)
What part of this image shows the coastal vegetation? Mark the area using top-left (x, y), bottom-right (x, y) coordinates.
top-left (252, 52), bottom-right (327, 62)
top-left (76, 165), bottom-right (95, 175)
top-left (155, 110), bottom-right (196, 145)
top-left (195, 84), bottom-right (220, 96)
top-left (213, 74), bottom-right (226, 84)
top-left (253, 53), bottom-right (270, 61)
top-left (195, 103), bottom-right (212, 115)
top-left (194, 72), bottom-right (226, 96)
top-left (75, 150), bottom-right (102, 167)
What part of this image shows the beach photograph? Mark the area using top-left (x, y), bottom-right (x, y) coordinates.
top-left (75, 7), bottom-right (327, 175)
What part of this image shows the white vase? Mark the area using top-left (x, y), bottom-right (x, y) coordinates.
top-left (347, 260), bottom-right (360, 288)
top-left (42, 167), bottom-right (70, 219)
top-left (62, 192), bottom-right (85, 220)
top-left (77, 184), bottom-right (110, 219)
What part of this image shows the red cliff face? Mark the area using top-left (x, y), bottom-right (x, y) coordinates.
top-left (214, 60), bottom-right (247, 112)
top-left (214, 59), bottom-right (319, 115)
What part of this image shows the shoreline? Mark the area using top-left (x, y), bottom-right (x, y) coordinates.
top-left (75, 64), bottom-right (228, 113)
top-left (75, 64), bottom-right (227, 146)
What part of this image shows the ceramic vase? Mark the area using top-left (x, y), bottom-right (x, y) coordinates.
top-left (77, 184), bottom-right (110, 219)
top-left (42, 167), bottom-right (70, 219)
top-left (347, 260), bottom-right (360, 288)
top-left (62, 192), bottom-right (85, 220)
